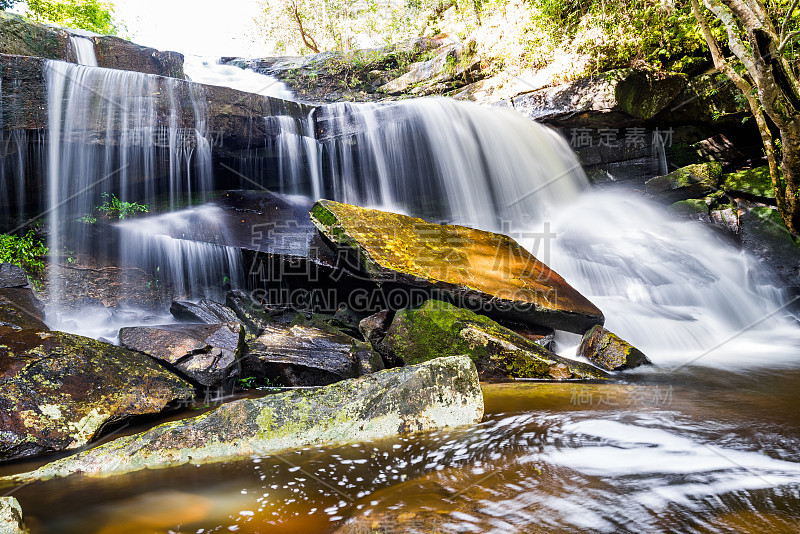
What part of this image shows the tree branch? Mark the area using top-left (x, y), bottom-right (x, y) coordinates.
top-left (704, 0), bottom-right (759, 80)
top-left (290, 1), bottom-right (320, 53)
top-left (780, 0), bottom-right (799, 41)
top-left (778, 29), bottom-right (800, 53)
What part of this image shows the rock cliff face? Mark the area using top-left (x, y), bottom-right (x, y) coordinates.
top-left (0, 11), bottom-right (183, 77)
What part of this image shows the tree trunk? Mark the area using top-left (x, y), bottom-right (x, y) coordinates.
top-left (779, 123), bottom-right (800, 233)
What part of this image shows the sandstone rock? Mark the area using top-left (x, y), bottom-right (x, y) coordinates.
top-left (359, 310), bottom-right (402, 368)
top-left (310, 199), bottom-right (604, 333)
top-left (0, 497), bottom-right (27, 534)
top-left (170, 299), bottom-right (239, 324)
top-left (0, 264), bottom-right (29, 288)
top-left (381, 300), bottom-right (608, 381)
top-left (0, 329), bottom-right (191, 462)
top-left (2, 355), bottom-right (483, 483)
top-left (577, 325), bottom-right (651, 371)
top-left (0, 288), bottom-right (47, 331)
top-left (120, 323), bottom-right (245, 387)
top-left (243, 323), bottom-right (377, 386)
top-left (646, 162), bottom-right (723, 202)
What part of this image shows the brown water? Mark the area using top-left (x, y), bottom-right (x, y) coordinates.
top-left (5, 366), bottom-right (800, 533)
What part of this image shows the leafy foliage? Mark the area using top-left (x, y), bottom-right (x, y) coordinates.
top-left (0, 0), bottom-right (22, 10)
top-left (96, 192), bottom-right (148, 220)
top-left (0, 229), bottom-right (49, 275)
top-left (24, 0), bottom-right (117, 35)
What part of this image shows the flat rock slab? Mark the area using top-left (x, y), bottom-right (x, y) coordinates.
top-left (0, 264), bottom-right (29, 289)
top-left (1, 355), bottom-right (483, 484)
top-left (120, 323), bottom-right (244, 387)
top-left (170, 299), bottom-right (239, 324)
top-left (382, 300), bottom-right (609, 381)
top-left (0, 330), bottom-right (191, 462)
top-left (245, 323), bottom-right (378, 386)
top-left (311, 200), bottom-right (604, 333)
top-left (0, 288), bottom-right (47, 331)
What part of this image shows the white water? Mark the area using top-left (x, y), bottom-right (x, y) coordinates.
top-left (183, 55), bottom-right (294, 100)
top-left (43, 60), bottom-right (215, 334)
top-left (69, 35), bottom-right (97, 66)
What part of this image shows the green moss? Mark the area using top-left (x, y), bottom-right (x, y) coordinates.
top-left (722, 166), bottom-right (775, 199)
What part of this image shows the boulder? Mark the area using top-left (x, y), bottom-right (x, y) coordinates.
top-left (0, 497), bottom-right (26, 534)
top-left (379, 42), bottom-right (482, 96)
top-left (243, 323), bottom-right (379, 386)
top-left (120, 323), bottom-right (245, 387)
top-left (2, 355), bottom-right (484, 483)
top-left (0, 263), bottom-right (29, 288)
top-left (646, 162), bottom-right (723, 202)
top-left (170, 299), bottom-right (239, 324)
top-left (359, 310), bottom-right (402, 367)
top-left (669, 199), bottom-right (709, 219)
top-left (739, 206), bottom-right (800, 287)
top-left (310, 199), bottom-right (604, 333)
top-left (577, 325), bottom-right (651, 371)
top-left (0, 288), bottom-right (47, 331)
top-left (0, 329), bottom-right (191, 462)
top-left (381, 300), bottom-right (609, 381)
top-left (510, 69), bottom-right (686, 127)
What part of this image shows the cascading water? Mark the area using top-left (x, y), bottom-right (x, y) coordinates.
top-left (255, 98), bottom-right (800, 368)
top-left (183, 55), bottom-right (294, 100)
top-left (68, 35), bottom-right (98, 67)
top-left (43, 60), bottom-right (224, 337)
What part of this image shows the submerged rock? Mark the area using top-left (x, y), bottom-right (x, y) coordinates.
top-left (2, 355), bottom-right (483, 483)
top-left (243, 323), bottom-right (379, 386)
top-left (0, 264), bottom-right (29, 289)
top-left (577, 325), bottom-right (651, 371)
top-left (120, 323), bottom-right (245, 387)
top-left (381, 300), bottom-right (608, 381)
top-left (0, 288), bottom-right (47, 331)
top-left (0, 329), bottom-right (191, 462)
top-left (646, 162), bottom-right (722, 202)
top-left (170, 299), bottom-right (239, 325)
top-left (310, 200), bottom-right (603, 333)
top-left (0, 497), bottom-right (27, 534)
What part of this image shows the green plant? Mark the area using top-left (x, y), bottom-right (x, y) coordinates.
top-left (78, 214), bottom-right (97, 224)
top-left (0, 229), bottom-right (49, 276)
top-left (238, 376), bottom-right (282, 391)
top-left (96, 192), bottom-right (149, 220)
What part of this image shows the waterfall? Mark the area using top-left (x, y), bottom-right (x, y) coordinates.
top-left (43, 60), bottom-right (216, 320)
top-left (259, 99), bottom-right (800, 367)
top-left (69, 35), bottom-right (98, 67)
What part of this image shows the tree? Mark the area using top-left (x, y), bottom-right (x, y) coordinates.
top-left (254, 0), bottom-right (437, 55)
top-left (4, 0), bottom-right (117, 34)
top-left (691, 0), bottom-right (800, 234)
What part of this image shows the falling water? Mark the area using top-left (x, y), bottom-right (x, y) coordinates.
top-left (68, 35), bottom-right (97, 67)
top-left (43, 60), bottom-right (216, 331)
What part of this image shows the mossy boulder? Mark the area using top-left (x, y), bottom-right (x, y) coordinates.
top-left (646, 162), bottom-right (723, 202)
top-left (739, 206), bottom-right (800, 286)
top-left (381, 300), bottom-right (609, 381)
top-left (1, 355), bottom-right (483, 483)
top-left (722, 166), bottom-right (775, 201)
top-left (243, 323), bottom-right (379, 386)
top-left (577, 325), bottom-right (651, 371)
top-left (120, 323), bottom-right (245, 387)
top-left (615, 69), bottom-right (686, 121)
top-left (0, 329), bottom-right (192, 462)
top-left (310, 200), bottom-right (604, 333)
top-left (0, 497), bottom-right (27, 534)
